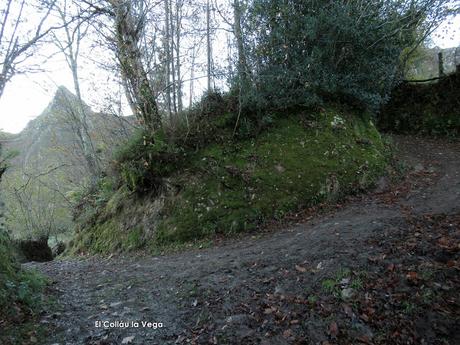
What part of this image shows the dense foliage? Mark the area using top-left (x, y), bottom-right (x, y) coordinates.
top-left (379, 70), bottom-right (460, 136)
top-left (239, 0), bottom-right (450, 113)
top-left (67, 0), bottom-right (453, 253)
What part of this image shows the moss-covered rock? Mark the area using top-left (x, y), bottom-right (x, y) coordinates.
top-left (71, 107), bottom-right (390, 254)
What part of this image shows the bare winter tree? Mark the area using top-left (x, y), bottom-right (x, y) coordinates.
top-left (214, 0), bottom-right (251, 85)
top-left (3, 164), bottom-right (72, 240)
top-left (163, 0), bottom-right (173, 116)
top-left (78, 0), bottom-right (163, 132)
top-left (52, 1), bottom-right (100, 177)
top-left (163, 0), bottom-right (185, 116)
top-left (0, 0), bottom-right (59, 235)
top-left (174, 0), bottom-right (184, 112)
top-left (0, 0), bottom-right (58, 98)
top-left (168, 0), bottom-right (178, 115)
top-left (206, 0), bottom-right (213, 91)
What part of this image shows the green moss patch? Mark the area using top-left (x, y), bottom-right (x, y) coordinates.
top-left (72, 107), bottom-right (389, 254)
top-left (156, 110), bottom-right (387, 244)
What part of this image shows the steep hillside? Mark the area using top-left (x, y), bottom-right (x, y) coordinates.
top-left (6, 86), bottom-right (132, 175)
top-left (71, 107), bottom-right (390, 254)
top-left (1, 86), bottom-right (134, 240)
top-left (0, 131), bottom-right (15, 141)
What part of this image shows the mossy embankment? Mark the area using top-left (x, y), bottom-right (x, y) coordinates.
top-left (70, 107), bottom-right (390, 254)
top-left (0, 231), bottom-right (47, 344)
top-left (379, 70), bottom-right (460, 137)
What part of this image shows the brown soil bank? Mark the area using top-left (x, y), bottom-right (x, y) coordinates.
top-left (28, 135), bottom-right (459, 345)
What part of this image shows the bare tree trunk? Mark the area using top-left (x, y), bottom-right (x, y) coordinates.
top-left (226, 33), bottom-right (234, 81)
top-left (121, 72), bottom-right (137, 116)
top-left (70, 63), bottom-right (99, 177)
top-left (50, 4), bottom-right (100, 178)
top-left (0, 0), bottom-right (57, 99)
top-left (189, 45), bottom-right (196, 108)
top-left (109, 0), bottom-right (162, 132)
top-left (169, 0), bottom-right (177, 115)
top-left (206, 0), bottom-right (212, 91)
top-left (164, 0), bottom-right (172, 117)
top-left (438, 52), bottom-right (445, 77)
top-left (233, 0), bottom-right (250, 84)
top-left (175, 0), bottom-right (183, 113)
top-left (61, 14), bottom-right (99, 177)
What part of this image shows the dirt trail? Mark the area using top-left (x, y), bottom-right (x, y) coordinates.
top-left (29, 136), bottom-right (460, 345)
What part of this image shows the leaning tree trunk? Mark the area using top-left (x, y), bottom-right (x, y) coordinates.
top-left (69, 55), bottom-right (100, 177)
top-left (110, 0), bottom-right (162, 132)
top-left (56, 5), bottom-right (100, 178)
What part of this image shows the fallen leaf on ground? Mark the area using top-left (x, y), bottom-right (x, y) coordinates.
top-left (283, 329), bottom-right (293, 338)
top-left (329, 321), bottom-right (339, 337)
top-left (122, 336), bottom-right (135, 344)
top-left (406, 271), bottom-right (418, 281)
top-left (295, 264), bottom-right (307, 273)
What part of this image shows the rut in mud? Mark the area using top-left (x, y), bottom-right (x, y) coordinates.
top-left (28, 136), bottom-right (460, 345)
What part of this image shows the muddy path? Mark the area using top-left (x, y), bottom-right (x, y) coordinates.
top-left (28, 136), bottom-right (460, 345)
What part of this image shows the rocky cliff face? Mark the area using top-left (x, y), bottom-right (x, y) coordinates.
top-left (0, 86), bottom-right (134, 239)
top-left (6, 86), bottom-right (132, 177)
